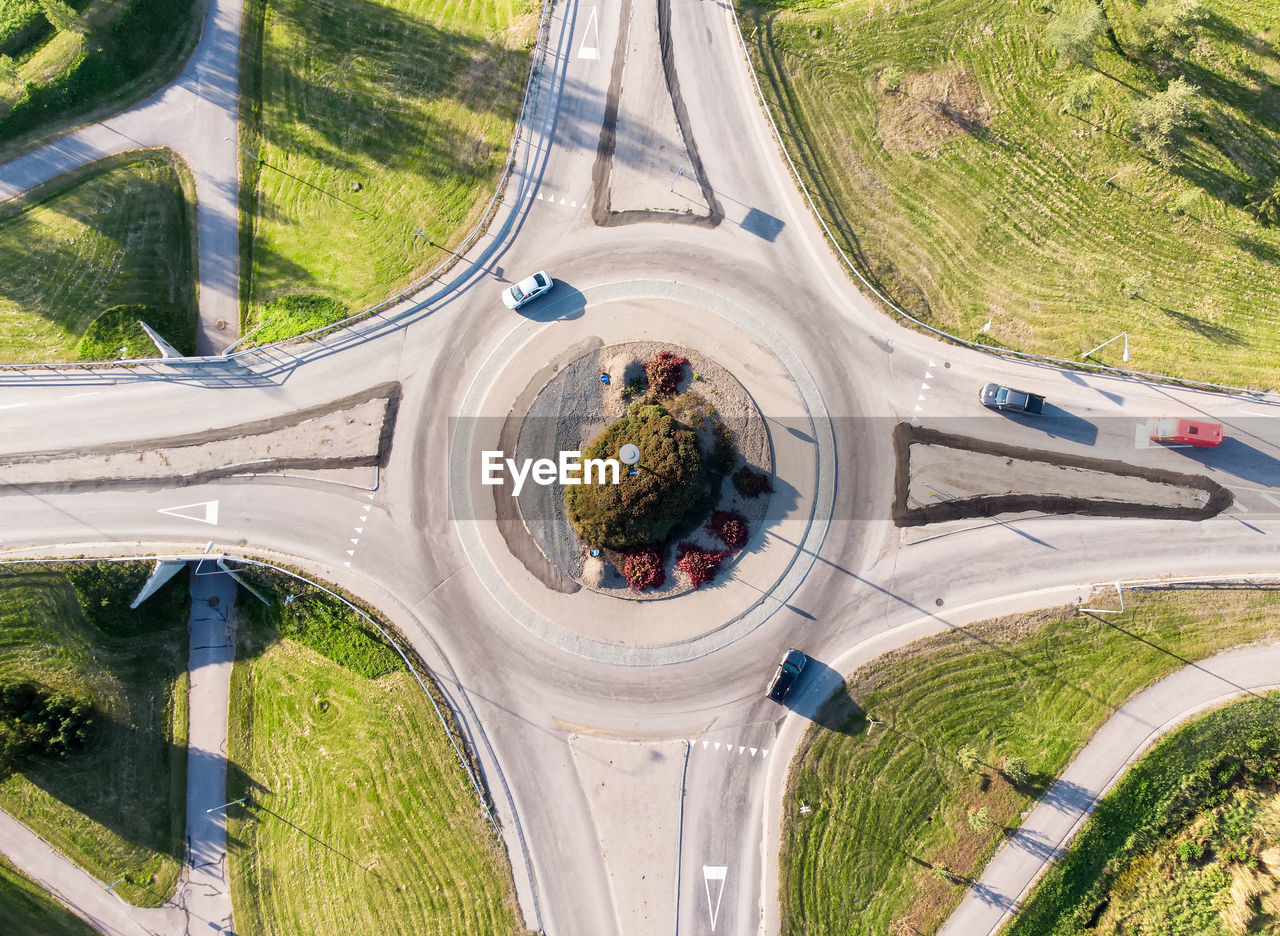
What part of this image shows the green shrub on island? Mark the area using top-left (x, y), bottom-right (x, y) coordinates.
top-left (732, 465), bottom-right (773, 499)
top-left (0, 680), bottom-right (94, 772)
top-left (565, 401), bottom-right (707, 550)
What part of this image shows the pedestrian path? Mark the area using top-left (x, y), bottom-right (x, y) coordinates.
top-left (0, 0), bottom-right (245, 355)
top-left (175, 566), bottom-right (238, 935)
top-left (937, 641), bottom-right (1280, 936)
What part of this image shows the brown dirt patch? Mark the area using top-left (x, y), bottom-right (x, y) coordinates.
top-left (877, 66), bottom-right (991, 156)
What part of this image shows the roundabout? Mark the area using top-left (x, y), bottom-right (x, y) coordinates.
top-left (448, 279), bottom-right (836, 663)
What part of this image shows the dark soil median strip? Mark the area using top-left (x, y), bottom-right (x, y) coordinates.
top-left (892, 423), bottom-right (1233, 527)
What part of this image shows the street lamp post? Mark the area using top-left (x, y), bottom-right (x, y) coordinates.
top-left (619, 444), bottom-right (640, 477)
top-left (1082, 332), bottom-right (1129, 363)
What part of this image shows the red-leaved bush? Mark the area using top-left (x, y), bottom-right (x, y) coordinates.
top-left (622, 548), bottom-right (666, 592)
top-left (705, 510), bottom-right (749, 550)
top-left (676, 542), bottom-right (728, 589)
top-left (643, 350), bottom-right (689, 396)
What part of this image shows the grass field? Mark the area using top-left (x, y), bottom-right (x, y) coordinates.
top-left (780, 587), bottom-right (1280, 936)
top-left (1006, 693), bottom-right (1280, 936)
top-left (226, 588), bottom-right (527, 936)
top-left (239, 0), bottom-right (538, 336)
top-left (0, 0), bottom-right (201, 158)
top-left (0, 564), bottom-right (190, 907)
top-left (740, 0), bottom-right (1280, 388)
top-left (0, 148), bottom-right (197, 363)
top-left (0, 853), bottom-right (96, 936)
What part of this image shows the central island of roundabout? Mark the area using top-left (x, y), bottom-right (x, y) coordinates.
top-left (449, 280), bottom-right (835, 664)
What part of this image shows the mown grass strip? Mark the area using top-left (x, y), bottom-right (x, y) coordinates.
top-left (0, 563), bottom-right (191, 907)
top-left (737, 0), bottom-right (1280, 388)
top-left (1005, 692), bottom-right (1280, 936)
top-left (781, 587), bottom-right (1280, 935)
top-left (0, 148), bottom-right (197, 363)
top-left (226, 591), bottom-right (525, 936)
top-left (239, 0), bottom-right (539, 335)
top-left (0, 853), bottom-right (97, 936)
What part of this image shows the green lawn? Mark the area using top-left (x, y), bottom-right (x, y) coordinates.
top-left (0, 149), bottom-right (197, 363)
top-left (0, 563), bottom-right (190, 907)
top-left (1006, 693), bottom-right (1280, 936)
top-left (226, 587), bottom-right (527, 936)
top-left (780, 588), bottom-right (1280, 935)
top-left (239, 0), bottom-right (538, 337)
top-left (740, 0), bottom-right (1280, 388)
top-left (0, 853), bottom-right (96, 936)
top-left (0, 0), bottom-right (201, 158)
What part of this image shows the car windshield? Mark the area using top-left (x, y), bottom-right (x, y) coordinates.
top-left (510, 285), bottom-right (526, 301)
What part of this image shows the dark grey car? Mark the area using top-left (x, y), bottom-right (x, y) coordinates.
top-left (767, 649), bottom-right (808, 704)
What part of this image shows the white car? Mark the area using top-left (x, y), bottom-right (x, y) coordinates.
top-left (501, 271), bottom-right (554, 310)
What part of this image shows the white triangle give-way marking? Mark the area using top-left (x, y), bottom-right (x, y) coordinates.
top-left (703, 866), bottom-right (727, 931)
top-left (578, 6), bottom-right (601, 59)
top-left (750, 747), bottom-right (758, 756)
top-left (157, 500), bottom-right (218, 525)
top-left (713, 742), bottom-right (721, 751)
top-left (925, 371), bottom-right (934, 379)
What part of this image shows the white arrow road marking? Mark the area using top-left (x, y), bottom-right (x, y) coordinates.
top-left (157, 500), bottom-right (219, 525)
top-left (703, 865), bottom-right (727, 931)
top-left (578, 6), bottom-right (601, 58)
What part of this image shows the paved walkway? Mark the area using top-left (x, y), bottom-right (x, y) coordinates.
top-left (0, 0), bottom-right (245, 355)
top-left (937, 641), bottom-right (1280, 936)
top-left (175, 566), bottom-right (237, 935)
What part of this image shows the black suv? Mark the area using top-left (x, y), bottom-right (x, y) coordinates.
top-left (766, 649), bottom-right (808, 704)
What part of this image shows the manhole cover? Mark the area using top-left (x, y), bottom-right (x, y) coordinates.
top-left (208, 596), bottom-right (220, 608)
top-left (215, 319), bottom-right (227, 330)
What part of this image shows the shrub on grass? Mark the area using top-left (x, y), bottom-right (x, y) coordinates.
top-left (1003, 755), bottom-right (1032, 786)
top-left (0, 680), bottom-right (94, 770)
top-left (967, 806), bottom-right (993, 831)
top-left (249, 293), bottom-right (348, 344)
top-left (265, 593), bottom-right (402, 679)
top-left (676, 543), bottom-right (728, 589)
top-left (565, 402), bottom-right (708, 549)
top-left (957, 745), bottom-right (981, 772)
top-left (732, 465), bottom-right (773, 498)
top-left (62, 561), bottom-right (190, 637)
top-left (622, 549), bottom-right (665, 592)
top-left (706, 510), bottom-right (749, 549)
top-left (643, 350), bottom-right (689, 396)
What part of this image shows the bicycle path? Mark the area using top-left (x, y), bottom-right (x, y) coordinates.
top-left (937, 640), bottom-right (1280, 936)
top-left (0, 0), bottom-right (245, 355)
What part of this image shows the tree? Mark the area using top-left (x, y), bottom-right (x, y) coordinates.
top-left (1136, 0), bottom-right (1209, 55)
top-left (1046, 0), bottom-right (1108, 69)
top-left (1060, 73), bottom-right (1101, 115)
top-left (1003, 755), bottom-right (1032, 785)
top-left (38, 0), bottom-right (84, 34)
top-left (1131, 77), bottom-right (1200, 168)
top-left (0, 55), bottom-right (25, 91)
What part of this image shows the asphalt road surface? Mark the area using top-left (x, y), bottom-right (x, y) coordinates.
top-left (3, 0), bottom-right (1280, 934)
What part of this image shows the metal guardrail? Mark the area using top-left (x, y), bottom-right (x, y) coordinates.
top-left (0, 0), bottom-right (559, 376)
top-left (724, 7), bottom-right (1280, 403)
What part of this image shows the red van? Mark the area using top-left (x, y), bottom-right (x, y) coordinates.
top-left (1150, 418), bottom-right (1224, 448)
